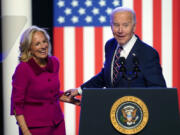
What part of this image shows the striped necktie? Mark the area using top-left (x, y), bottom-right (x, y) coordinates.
top-left (113, 46), bottom-right (123, 84)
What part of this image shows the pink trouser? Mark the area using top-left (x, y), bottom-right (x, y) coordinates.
top-left (19, 120), bottom-right (66, 135)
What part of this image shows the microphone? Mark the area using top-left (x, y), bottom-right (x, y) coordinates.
top-left (132, 54), bottom-right (140, 73)
top-left (119, 57), bottom-right (126, 65)
top-left (133, 55), bottom-right (139, 65)
top-left (119, 57), bottom-right (126, 73)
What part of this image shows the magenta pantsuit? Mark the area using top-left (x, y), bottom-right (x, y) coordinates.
top-left (10, 56), bottom-right (66, 135)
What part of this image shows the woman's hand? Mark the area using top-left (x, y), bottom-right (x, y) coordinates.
top-left (14, 114), bottom-right (32, 135)
top-left (23, 129), bottom-right (32, 135)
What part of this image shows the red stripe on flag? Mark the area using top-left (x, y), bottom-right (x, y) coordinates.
top-left (95, 27), bottom-right (103, 74)
top-left (134, 0), bottom-right (142, 39)
top-left (173, 0), bottom-right (180, 110)
top-left (53, 27), bottom-right (64, 112)
top-left (153, 0), bottom-right (162, 63)
top-left (75, 27), bottom-right (83, 135)
top-left (75, 27), bottom-right (84, 87)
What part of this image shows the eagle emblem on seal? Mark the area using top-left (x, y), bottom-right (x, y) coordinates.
top-left (121, 105), bottom-right (139, 125)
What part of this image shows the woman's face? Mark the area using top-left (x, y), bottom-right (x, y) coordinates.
top-left (30, 31), bottom-right (49, 62)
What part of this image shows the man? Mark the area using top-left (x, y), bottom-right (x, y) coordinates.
top-left (66, 7), bottom-right (166, 97)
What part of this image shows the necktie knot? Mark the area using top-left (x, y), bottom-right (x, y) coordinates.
top-left (117, 46), bottom-right (122, 56)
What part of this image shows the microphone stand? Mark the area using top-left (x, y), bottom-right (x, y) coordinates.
top-left (119, 57), bottom-right (141, 88)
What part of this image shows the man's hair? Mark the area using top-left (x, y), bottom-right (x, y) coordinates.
top-left (110, 7), bottom-right (136, 25)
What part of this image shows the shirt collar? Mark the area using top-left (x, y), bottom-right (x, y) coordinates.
top-left (27, 56), bottom-right (53, 76)
top-left (118, 34), bottom-right (137, 58)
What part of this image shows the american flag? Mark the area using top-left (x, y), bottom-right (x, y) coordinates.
top-left (53, 0), bottom-right (180, 135)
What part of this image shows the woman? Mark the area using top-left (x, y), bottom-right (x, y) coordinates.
top-left (10, 26), bottom-right (79, 135)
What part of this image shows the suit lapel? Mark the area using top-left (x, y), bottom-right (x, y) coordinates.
top-left (126, 38), bottom-right (141, 66)
top-left (105, 39), bottom-right (118, 87)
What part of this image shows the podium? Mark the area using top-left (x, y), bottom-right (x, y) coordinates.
top-left (79, 88), bottom-right (180, 135)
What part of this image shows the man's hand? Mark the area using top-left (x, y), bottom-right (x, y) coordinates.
top-left (65, 88), bottom-right (80, 97)
top-left (60, 91), bottom-right (81, 106)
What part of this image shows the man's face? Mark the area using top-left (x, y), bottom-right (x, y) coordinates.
top-left (111, 11), bottom-right (136, 46)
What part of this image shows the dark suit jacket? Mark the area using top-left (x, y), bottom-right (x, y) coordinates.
top-left (81, 36), bottom-right (166, 88)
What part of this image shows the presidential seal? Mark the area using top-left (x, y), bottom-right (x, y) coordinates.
top-left (110, 96), bottom-right (149, 135)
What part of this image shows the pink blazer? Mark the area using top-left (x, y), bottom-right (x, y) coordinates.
top-left (11, 56), bottom-right (64, 127)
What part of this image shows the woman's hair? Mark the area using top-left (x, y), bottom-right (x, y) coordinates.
top-left (19, 25), bottom-right (52, 62)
